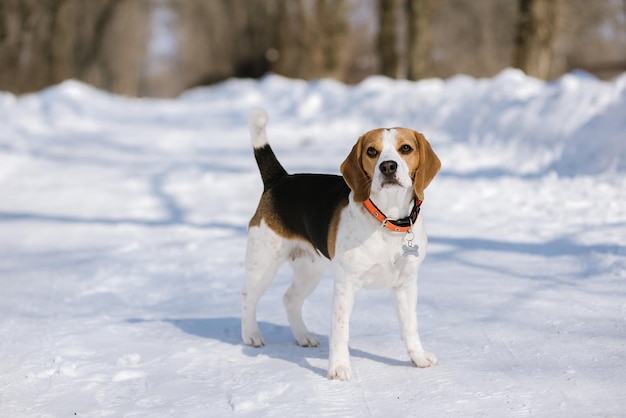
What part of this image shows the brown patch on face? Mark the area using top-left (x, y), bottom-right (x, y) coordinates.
top-left (340, 129), bottom-right (384, 202)
top-left (393, 128), bottom-right (422, 180)
top-left (359, 131), bottom-right (383, 180)
top-left (402, 129), bottom-right (441, 201)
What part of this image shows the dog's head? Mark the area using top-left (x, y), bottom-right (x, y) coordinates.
top-left (340, 128), bottom-right (440, 202)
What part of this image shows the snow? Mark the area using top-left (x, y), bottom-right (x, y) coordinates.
top-left (1, 69), bottom-right (625, 417)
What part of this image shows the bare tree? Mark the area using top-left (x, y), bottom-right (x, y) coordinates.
top-left (376, 0), bottom-right (435, 80)
top-left (430, 0), bottom-right (517, 79)
top-left (266, 0), bottom-right (350, 80)
top-left (513, 0), bottom-right (559, 79)
top-left (315, 0), bottom-right (349, 78)
top-left (406, 0), bottom-right (433, 80)
top-left (553, 0), bottom-right (626, 77)
top-left (233, 1), bottom-right (274, 79)
top-left (378, 0), bottom-right (401, 78)
top-left (0, 0), bottom-right (149, 96)
top-left (270, 0), bottom-right (309, 78)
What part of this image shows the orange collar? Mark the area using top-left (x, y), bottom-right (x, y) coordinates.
top-left (363, 198), bottom-right (422, 232)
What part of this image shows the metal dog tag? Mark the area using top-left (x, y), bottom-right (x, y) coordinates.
top-left (402, 242), bottom-right (419, 257)
top-left (402, 228), bottom-right (419, 257)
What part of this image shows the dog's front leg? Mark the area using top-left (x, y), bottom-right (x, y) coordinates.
top-left (393, 281), bottom-right (438, 368)
top-left (327, 282), bottom-right (356, 381)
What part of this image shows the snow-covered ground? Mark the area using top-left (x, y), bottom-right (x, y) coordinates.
top-left (1, 69), bottom-right (625, 417)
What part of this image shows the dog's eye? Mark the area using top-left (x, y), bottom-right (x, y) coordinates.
top-left (366, 147), bottom-right (379, 158)
top-left (399, 144), bottom-right (413, 154)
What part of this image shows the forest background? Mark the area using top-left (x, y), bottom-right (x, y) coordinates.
top-left (1, 0), bottom-right (625, 98)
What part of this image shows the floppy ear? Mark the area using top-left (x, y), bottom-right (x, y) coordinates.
top-left (340, 137), bottom-right (371, 202)
top-left (413, 132), bottom-right (441, 201)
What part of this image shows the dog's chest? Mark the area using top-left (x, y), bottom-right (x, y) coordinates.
top-left (335, 209), bottom-right (426, 289)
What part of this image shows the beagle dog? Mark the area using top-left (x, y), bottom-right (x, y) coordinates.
top-left (242, 109), bottom-right (441, 381)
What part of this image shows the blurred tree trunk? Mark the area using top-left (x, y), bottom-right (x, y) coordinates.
top-left (513, 0), bottom-right (559, 79)
top-left (0, 0), bottom-right (67, 93)
top-left (0, 0), bottom-right (149, 96)
top-left (406, 0), bottom-right (433, 80)
top-left (271, 0), bottom-right (349, 80)
top-left (233, 1), bottom-right (273, 79)
top-left (378, 0), bottom-right (401, 78)
top-left (315, 0), bottom-right (348, 78)
top-left (271, 0), bottom-right (306, 78)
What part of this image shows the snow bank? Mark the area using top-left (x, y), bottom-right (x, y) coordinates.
top-left (3, 69), bottom-right (624, 177)
top-left (181, 69), bottom-right (626, 176)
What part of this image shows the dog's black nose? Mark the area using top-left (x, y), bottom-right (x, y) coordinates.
top-left (379, 160), bottom-right (397, 176)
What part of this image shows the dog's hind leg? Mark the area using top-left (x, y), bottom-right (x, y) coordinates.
top-left (242, 223), bottom-right (287, 347)
top-left (284, 245), bottom-right (325, 347)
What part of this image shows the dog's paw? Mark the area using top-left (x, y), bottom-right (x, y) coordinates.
top-left (327, 364), bottom-right (352, 381)
top-left (295, 333), bottom-right (320, 347)
top-left (242, 331), bottom-right (266, 347)
top-left (409, 350), bottom-right (439, 368)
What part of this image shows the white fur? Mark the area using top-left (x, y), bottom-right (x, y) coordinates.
top-left (242, 126), bottom-right (438, 381)
top-left (249, 108), bottom-right (269, 149)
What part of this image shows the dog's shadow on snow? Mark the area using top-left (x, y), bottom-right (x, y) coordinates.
top-left (129, 317), bottom-right (409, 378)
